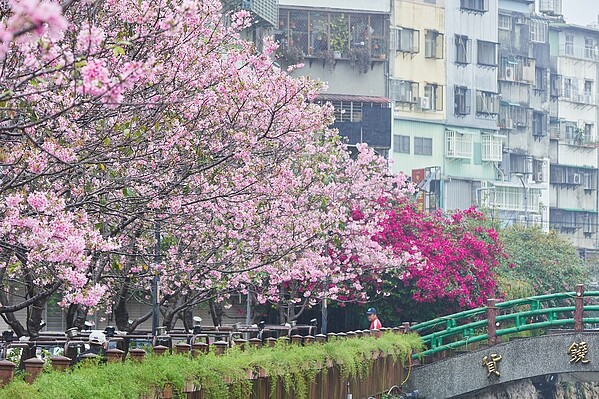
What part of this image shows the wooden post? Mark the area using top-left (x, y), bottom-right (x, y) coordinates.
top-left (575, 284), bottom-right (585, 332)
top-left (24, 357), bottom-right (45, 384)
top-left (487, 298), bottom-right (499, 346)
top-left (0, 360), bottom-right (15, 387)
top-left (50, 355), bottom-right (72, 371)
top-left (248, 338), bottom-right (262, 348)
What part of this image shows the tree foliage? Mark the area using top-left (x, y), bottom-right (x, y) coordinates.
top-left (0, 0), bottom-right (412, 335)
top-left (497, 225), bottom-right (589, 299)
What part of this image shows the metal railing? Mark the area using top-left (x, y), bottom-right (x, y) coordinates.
top-left (411, 284), bottom-right (598, 358)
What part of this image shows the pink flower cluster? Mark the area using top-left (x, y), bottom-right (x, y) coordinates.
top-left (0, 0), bottom-right (67, 55)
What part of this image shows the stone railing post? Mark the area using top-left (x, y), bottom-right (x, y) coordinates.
top-left (575, 284), bottom-right (585, 332)
top-left (314, 334), bottom-right (327, 343)
top-left (291, 335), bottom-right (303, 345)
top-left (192, 342), bottom-right (209, 357)
top-left (50, 355), bottom-right (72, 371)
top-left (213, 341), bottom-right (228, 356)
top-left (0, 360), bottom-right (15, 387)
top-left (106, 348), bottom-right (125, 363)
top-left (175, 343), bottom-right (191, 355)
top-left (487, 298), bottom-right (499, 346)
top-left (129, 348), bottom-right (146, 363)
top-left (153, 345), bottom-right (168, 356)
top-left (24, 357), bottom-right (45, 384)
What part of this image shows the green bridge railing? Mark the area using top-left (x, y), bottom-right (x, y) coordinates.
top-left (410, 285), bottom-right (599, 359)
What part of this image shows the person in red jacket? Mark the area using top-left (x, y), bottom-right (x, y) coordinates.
top-left (367, 307), bottom-right (382, 330)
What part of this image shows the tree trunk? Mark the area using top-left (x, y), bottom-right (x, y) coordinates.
top-left (114, 279), bottom-right (131, 331)
top-left (208, 298), bottom-right (223, 327)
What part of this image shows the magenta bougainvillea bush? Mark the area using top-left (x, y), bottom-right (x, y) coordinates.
top-left (371, 202), bottom-right (506, 319)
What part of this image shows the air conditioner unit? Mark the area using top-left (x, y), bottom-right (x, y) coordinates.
top-left (420, 96), bottom-right (431, 110)
top-left (573, 173), bottom-right (581, 184)
top-left (505, 66), bottom-right (515, 81)
top-left (531, 215), bottom-right (542, 225)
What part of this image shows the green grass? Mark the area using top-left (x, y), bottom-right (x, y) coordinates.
top-left (0, 332), bottom-right (423, 399)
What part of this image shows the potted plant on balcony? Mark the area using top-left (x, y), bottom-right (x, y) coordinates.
top-left (276, 45), bottom-right (304, 65)
top-left (350, 45), bottom-right (370, 74)
top-left (329, 14), bottom-right (349, 59)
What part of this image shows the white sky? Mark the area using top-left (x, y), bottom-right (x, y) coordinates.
top-left (562, 0), bottom-right (599, 27)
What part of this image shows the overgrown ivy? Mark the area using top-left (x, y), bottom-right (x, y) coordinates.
top-left (0, 333), bottom-right (422, 399)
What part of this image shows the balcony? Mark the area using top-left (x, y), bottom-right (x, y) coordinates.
top-left (446, 130), bottom-right (473, 159)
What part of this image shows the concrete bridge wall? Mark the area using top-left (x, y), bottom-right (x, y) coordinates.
top-left (406, 332), bottom-right (599, 399)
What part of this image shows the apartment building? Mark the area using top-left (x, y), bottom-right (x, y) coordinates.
top-left (276, 0), bottom-right (393, 156)
top-left (548, 21), bottom-right (599, 252)
top-left (389, 0), bottom-right (446, 211)
top-left (480, 0), bottom-right (551, 229)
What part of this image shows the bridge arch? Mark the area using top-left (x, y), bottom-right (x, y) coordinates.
top-left (406, 332), bottom-right (599, 399)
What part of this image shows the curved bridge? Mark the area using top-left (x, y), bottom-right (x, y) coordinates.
top-left (405, 285), bottom-right (599, 398)
top-left (405, 332), bottom-right (599, 399)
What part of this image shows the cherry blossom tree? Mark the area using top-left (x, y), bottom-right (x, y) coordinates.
top-left (0, 0), bottom-right (413, 335)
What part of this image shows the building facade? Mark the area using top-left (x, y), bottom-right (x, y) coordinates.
top-left (548, 22), bottom-right (599, 252)
top-left (277, 0), bottom-right (393, 156)
top-left (389, 0), bottom-right (446, 211)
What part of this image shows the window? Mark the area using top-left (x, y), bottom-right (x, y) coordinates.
top-left (425, 30), bottom-right (444, 59)
top-left (564, 78), bottom-right (572, 98)
top-left (414, 137), bottom-right (432, 155)
top-left (424, 84), bottom-right (443, 111)
top-left (585, 38), bottom-right (595, 59)
top-left (487, 186), bottom-right (540, 213)
top-left (454, 86), bottom-right (471, 115)
top-left (477, 40), bottom-right (497, 66)
top-left (326, 101), bottom-right (363, 122)
top-left (585, 123), bottom-right (594, 142)
top-left (481, 134), bottom-right (502, 162)
top-left (278, 10), bottom-right (388, 60)
top-left (584, 80), bottom-right (593, 96)
top-left (550, 74), bottom-right (562, 97)
top-left (532, 112), bottom-right (547, 136)
top-left (389, 79), bottom-right (419, 103)
top-left (455, 35), bottom-right (471, 64)
top-left (446, 130), bottom-right (473, 158)
top-left (394, 135), bottom-right (410, 153)
top-left (565, 34), bottom-right (574, 56)
top-left (530, 20), bottom-right (548, 43)
top-left (461, 0), bottom-right (488, 13)
top-left (499, 15), bottom-right (511, 30)
top-left (535, 67), bottom-right (547, 91)
top-left (499, 105), bottom-right (529, 129)
top-left (476, 91), bottom-right (499, 115)
top-left (398, 28), bottom-right (420, 53)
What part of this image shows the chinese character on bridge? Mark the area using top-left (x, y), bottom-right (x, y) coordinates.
top-left (568, 341), bottom-right (590, 364)
top-left (482, 353), bottom-right (502, 377)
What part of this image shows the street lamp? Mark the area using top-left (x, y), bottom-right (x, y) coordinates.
top-left (515, 173), bottom-right (528, 227)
